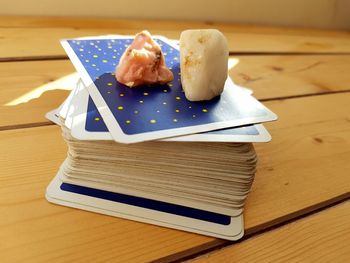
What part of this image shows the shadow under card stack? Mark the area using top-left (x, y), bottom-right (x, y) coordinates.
top-left (45, 34), bottom-right (277, 240)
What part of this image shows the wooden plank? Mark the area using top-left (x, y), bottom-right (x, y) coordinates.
top-left (2, 15), bottom-right (350, 38)
top-left (1, 92), bottom-right (349, 262)
top-left (1, 16), bottom-right (212, 30)
top-left (0, 27), bottom-right (121, 60)
top-left (1, 24), bottom-right (350, 59)
top-left (231, 54), bottom-right (350, 100)
top-left (0, 60), bottom-right (75, 129)
top-left (191, 202), bottom-right (350, 263)
top-left (2, 55), bottom-right (350, 130)
top-left (246, 92), bottom-right (350, 233)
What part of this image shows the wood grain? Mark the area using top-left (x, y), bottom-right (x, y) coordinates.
top-left (2, 15), bottom-right (350, 37)
top-left (0, 16), bottom-right (217, 30)
top-left (2, 55), bottom-right (350, 130)
top-left (1, 24), bottom-right (350, 59)
top-left (191, 202), bottom-right (350, 263)
top-left (1, 92), bottom-right (349, 262)
top-left (246, 92), bottom-right (350, 233)
top-left (231, 54), bottom-right (350, 100)
top-left (0, 60), bottom-right (75, 129)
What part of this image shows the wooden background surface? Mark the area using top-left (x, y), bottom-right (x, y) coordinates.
top-left (0, 16), bottom-right (349, 262)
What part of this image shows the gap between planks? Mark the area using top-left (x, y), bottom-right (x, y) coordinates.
top-left (0, 121), bottom-right (53, 132)
top-left (185, 200), bottom-right (350, 263)
top-left (261, 89), bottom-right (350, 102)
top-left (154, 195), bottom-right (350, 263)
top-left (0, 55), bottom-right (68, 63)
top-left (2, 52), bottom-right (350, 63)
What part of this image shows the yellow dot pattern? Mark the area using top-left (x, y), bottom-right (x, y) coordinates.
top-left (73, 38), bottom-right (218, 131)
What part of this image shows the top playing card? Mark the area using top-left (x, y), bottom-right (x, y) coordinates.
top-left (61, 35), bottom-right (277, 143)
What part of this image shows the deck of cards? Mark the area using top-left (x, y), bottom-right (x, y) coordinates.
top-left (45, 34), bottom-right (277, 240)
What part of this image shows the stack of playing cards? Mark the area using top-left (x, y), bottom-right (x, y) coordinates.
top-left (45, 35), bottom-right (277, 240)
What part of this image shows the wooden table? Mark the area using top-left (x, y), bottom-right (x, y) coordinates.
top-left (1, 16), bottom-right (349, 263)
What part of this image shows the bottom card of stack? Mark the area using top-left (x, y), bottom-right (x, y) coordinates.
top-left (60, 157), bottom-right (249, 217)
top-left (46, 164), bottom-right (244, 240)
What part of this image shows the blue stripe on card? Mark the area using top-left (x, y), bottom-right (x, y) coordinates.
top-left (60, 183), bottom-right (231, 225)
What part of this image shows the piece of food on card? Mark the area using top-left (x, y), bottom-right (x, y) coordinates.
top-left (180, 29), bottom-right (228, 101)
top-left (115, 30), bottom-right (174, 87)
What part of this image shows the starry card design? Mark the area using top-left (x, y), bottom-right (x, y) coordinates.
top-left (47, 90), bottom-right (271, 143)
top-left (70, 80), bottom-right (271, 142)
top-left (61, 35), bottom-right (277, 143)
top-left (46, 168), bottom-right (244, 240)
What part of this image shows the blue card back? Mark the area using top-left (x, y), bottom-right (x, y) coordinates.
top-left (86, 95), bottom-right (260, 136)
top-left (60, 182), bottom-right (231, 225)
top-left (66, 38), bottom-right (271, 137)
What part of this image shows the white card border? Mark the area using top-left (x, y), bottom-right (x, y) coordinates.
top-left (46, 172), bottom-right (244, 240)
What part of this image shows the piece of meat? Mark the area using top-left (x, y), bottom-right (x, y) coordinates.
top-left (115, 31), bottom-right (174, 87)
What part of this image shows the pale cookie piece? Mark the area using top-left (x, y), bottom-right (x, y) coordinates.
top-left (180, 29), bottom-right (228, 101)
